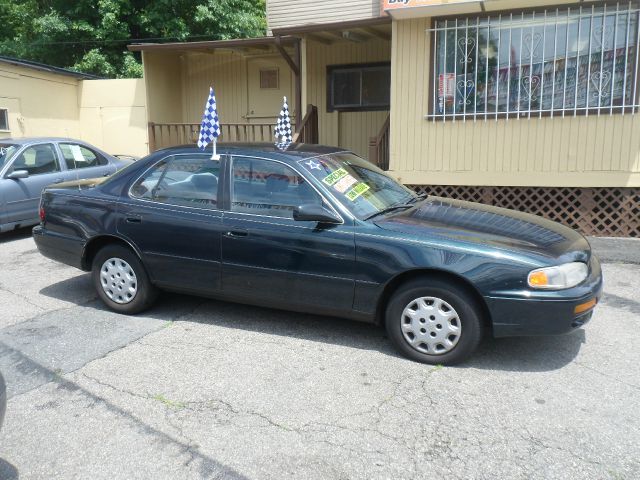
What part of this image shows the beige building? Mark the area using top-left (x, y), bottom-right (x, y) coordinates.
top-left (131, 0), bottom-right (639, 236)
top-left (0, 56), bottom-right (149, 157)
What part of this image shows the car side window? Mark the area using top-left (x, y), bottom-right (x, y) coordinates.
top-left (59, 143), bottom-right (108, 169)
top-left (130, 155), bottom-right (220, 210)
top-left (231, 157), bottom-right (322, 218)
top-left (11, 144), bottom-right (60, 176)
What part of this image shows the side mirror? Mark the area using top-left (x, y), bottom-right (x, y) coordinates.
top-left (293, 204), bottom-right (342, 224)
top-left (6, 170), bottom-right (28, 180)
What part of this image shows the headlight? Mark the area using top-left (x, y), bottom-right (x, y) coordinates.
top-left (527, 262), bottom-right (588, 289)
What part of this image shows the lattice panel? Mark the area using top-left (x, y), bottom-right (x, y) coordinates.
top-left (408, 185), bottom-right (640, 237)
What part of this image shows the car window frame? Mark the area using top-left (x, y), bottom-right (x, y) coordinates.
top-left (6, 142), bottom-right (62, 177)
top-left (127, 152), bottom-right (224, 212)
top-left (58, 142), bottom-right (109, 170)
top-left (227, 154), bottom-right (344, 224)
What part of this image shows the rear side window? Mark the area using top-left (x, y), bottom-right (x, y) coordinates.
top-left (59, 143), bottom-right (108, 169)
top-left (130, 155), bottom-right (220, 210)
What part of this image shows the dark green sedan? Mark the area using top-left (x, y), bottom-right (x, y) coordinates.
top-left (33, 143), bottom-right (603, 365)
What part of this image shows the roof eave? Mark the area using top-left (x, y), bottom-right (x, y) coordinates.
top-left (127, 35), bottom-right (299, 53)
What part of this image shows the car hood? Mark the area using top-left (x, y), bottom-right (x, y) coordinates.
top-left (373, 196), bottom-right (591, 263)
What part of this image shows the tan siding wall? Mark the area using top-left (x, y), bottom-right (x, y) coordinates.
top-left (389, 17), bottom-right (640, 188)
top-left (268, 0), bottom-right (380, 31)
top-left (0, 63), bottom-right (81, 139)
top-left (79, 79), bottom-right (148, 157)
top-left (143, 51), bottom-right (184, 123)
top-left (305, 38), bottom-right (390, 158)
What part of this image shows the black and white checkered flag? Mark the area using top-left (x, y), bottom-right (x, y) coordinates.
top-left (274, 96), bottom-right (293, 144)
top-left (197, 87), bottom-right (221, 159)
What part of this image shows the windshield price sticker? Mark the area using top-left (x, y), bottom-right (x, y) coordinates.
top-left (322, 168), bottom-right (348, 186)
top-left (333, 174), bottom-right (358, 193)
top-left (346, 183), bottom-right (370, 201)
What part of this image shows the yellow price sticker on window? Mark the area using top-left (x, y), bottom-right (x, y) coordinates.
top-left (345, 183), bottom-right (370, 201)
top-left (322, 168), bottom-right (348, 186)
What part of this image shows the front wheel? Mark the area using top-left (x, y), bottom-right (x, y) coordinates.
top-left (92, 244), bottom-right (158, 314)
top-left (385, 278), bottom-right (483, 365)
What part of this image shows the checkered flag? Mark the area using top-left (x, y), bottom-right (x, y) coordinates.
top-left (197, 87), bottom-right (221, 157)
top-left (274, 96), bottom-right (293, 144)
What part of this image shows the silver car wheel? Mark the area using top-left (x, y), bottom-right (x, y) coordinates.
top-left (401, 296), bottom-right (462, 355)
top-left (99, 257), bottom-right (138, 304)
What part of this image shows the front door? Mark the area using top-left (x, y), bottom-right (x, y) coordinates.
top-left (221, 155), bottom-right (356, 312)
top-left (2, 143), bottom-right (64, 224)
top-left (118, 153), bottom-right (224, 295)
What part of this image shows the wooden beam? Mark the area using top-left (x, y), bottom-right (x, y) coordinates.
top-left (307, 34), bottom-right (333, 46)
top-left (274, 36), bottom-right (300, 76)
top-left (362, 27), bottom-right (391, 41)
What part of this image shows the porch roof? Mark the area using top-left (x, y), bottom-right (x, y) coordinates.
top-left (271, 16), bottom-right (391, 39)
top-left (127, 35), bottom-right (299, 53)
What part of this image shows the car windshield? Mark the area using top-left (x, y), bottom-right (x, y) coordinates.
top-left (0, 144), bottom-right (18, 169)
top-left (297, 152), bottom-right (417, 220)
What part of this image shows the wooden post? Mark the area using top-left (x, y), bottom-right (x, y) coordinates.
top-left (147, 122), bottom-right (156, 153)
top-left (368, 136), bottom-right (378, 167)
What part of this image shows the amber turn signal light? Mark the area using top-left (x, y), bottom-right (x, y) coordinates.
top-left (528, 270), bottom-right (549, 287)
top-left (574, 298), bottom-right (597, 315)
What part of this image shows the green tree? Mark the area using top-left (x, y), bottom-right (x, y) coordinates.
top-left (0, 0), bottom-right (266, 78)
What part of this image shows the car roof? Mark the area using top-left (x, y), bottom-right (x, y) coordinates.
top-left (0, 137), bottom-right (91, 145)
top-left (155, 143), bottom-right (351, 163)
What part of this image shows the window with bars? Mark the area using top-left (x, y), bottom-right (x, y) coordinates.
top-left (429, 3), bottom-right (640, 120)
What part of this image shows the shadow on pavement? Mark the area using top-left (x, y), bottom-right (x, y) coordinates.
top-left (0, 458), bottom-right (19, 479)
top-left (39, 275), bottom-right (584, 372)
top-left (0, 227), bottom-right (32, 245)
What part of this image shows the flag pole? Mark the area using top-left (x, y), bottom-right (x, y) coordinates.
top-left (212, 138), bottom-right (219, 160)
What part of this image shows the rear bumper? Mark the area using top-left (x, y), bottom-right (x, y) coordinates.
top-left (487, 255), bottom-right (603, 337)
top-left (32, 225), bottom-right (84, 270)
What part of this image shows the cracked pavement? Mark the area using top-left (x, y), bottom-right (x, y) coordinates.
top-left (0, 228), bottom-right (639, 479)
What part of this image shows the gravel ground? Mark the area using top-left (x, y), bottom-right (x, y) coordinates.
top-left (0, 228), bottom-right (638, 480)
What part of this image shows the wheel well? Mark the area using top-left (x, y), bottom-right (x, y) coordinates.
top-left (375, 269), bottom-right (493, 331)
top-left (82, 235), bottom-right (139, 271)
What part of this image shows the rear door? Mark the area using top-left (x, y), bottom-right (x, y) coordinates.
top-left (2, 143), bottom-right (64, 224)
top-left (117, 153), bottom-right (225, 294)
top-left (58, 142), bottom-right (115, 181)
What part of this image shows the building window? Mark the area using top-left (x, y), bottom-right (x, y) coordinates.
top-left (260, 69), bottom-right (279, 89)
top-left (0, 109), bottom-right (8, 131)
top-left (327, 63), bottom-right (391, 112)
top-left (429, 3), bottom-right (640, 120)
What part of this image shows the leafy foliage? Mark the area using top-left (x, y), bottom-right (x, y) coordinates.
top-left (0, 0), bottom-right (266, 78)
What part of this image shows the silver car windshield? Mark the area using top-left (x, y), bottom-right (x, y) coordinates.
top-left (297, 152), bottom-right (416, 220)
top-left (0, 144), bottom-right (18, 169)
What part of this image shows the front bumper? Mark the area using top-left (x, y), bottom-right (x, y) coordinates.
top-left (487, 255), bottom-right (603, 337)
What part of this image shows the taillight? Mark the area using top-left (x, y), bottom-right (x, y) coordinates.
top-left (39, 206), bottom-right (45, 222)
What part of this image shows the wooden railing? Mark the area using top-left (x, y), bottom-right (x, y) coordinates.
top-left (148, 122), bottom-right (288, 152)
top-left (292, 104), bottom-right (318, 144)
top-left (368, 114), bottom-right (390, 170)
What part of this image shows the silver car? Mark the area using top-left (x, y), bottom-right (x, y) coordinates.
top-left (0, 138), bottom-right (133, 232)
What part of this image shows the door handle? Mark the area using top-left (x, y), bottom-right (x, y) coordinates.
top-left (53, 178), bottom-right (64, 184)
top-left (126, 216), bottom-right (142, 224)
top-left (224, 230), bottom-right (248, 238)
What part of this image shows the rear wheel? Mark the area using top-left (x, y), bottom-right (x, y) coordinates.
top-left (92, 244), bottom-right (158, 314)
top-left (385, 277), bottom-right (483, 365)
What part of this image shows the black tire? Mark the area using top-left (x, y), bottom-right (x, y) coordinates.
top-left (92, 244), bottom-right (158, 314)
top-left (385, 277), bottom-right (483, 365)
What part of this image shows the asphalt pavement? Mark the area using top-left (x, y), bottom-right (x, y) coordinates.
top-left (0, 228), bottom-right (638, 480)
